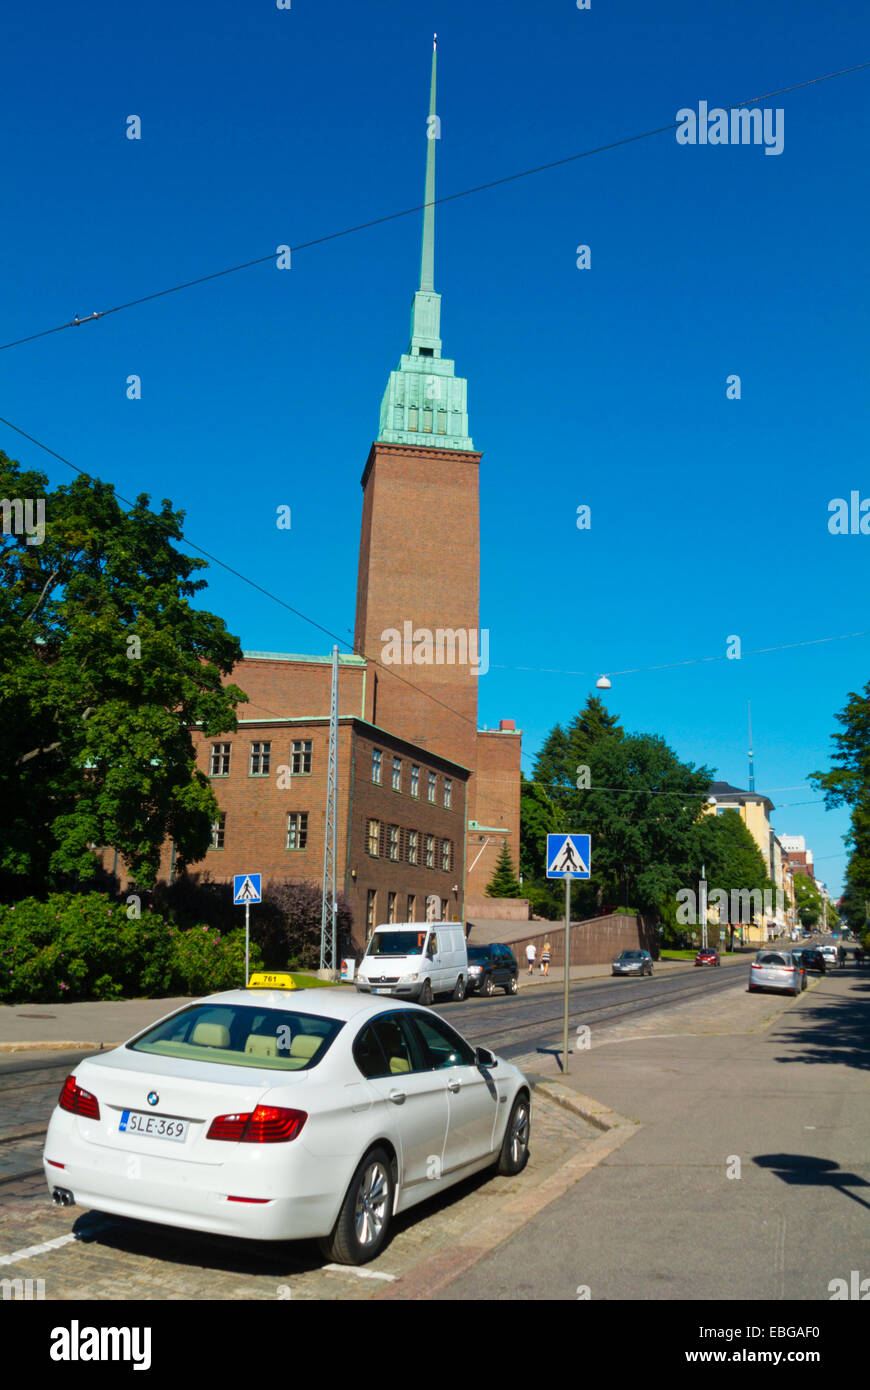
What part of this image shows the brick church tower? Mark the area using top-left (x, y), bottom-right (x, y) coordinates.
top-left (354, 39), bottom-right (521, 895)
top-left (354, 38), bottom-right (481, 787)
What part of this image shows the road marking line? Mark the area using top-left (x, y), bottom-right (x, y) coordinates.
top-left (0, 1233), bottom-right (77, 1266)
top-left (322, 1263), bottom-right (396, 1281)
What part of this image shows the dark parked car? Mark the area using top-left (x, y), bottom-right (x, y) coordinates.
top-left (466, 943), bottom-right (519, 996)
top-left (793, 947), bottom-right (825, 974)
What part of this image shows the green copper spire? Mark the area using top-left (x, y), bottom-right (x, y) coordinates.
top-left (377, 35), bottom-right (473, 452)
top-left (419, 36), bottom-right (436, 293)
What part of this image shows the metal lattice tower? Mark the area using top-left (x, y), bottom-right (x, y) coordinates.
top-left (320, 645), bottom-right (339, 972)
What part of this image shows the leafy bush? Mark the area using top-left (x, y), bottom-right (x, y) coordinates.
top-left (0, 892), bottom-right (261, 1003)
top-left (257, 879), bottom-right (354, 970)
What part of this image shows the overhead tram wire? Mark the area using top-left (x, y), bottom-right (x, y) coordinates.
top-left (0, 413), bottom-right (486, 742)
top-left (2, 60), bottom-right (869, 354)
top-left (3, 405), bottom-right (861, 811)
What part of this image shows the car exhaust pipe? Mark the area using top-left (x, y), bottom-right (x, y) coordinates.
top-left (52, 1187), bottom-right (74, 1207)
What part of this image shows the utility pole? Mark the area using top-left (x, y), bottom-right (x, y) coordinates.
top-left (563, 874), bottom-right (572, 1075)
top-left (320, 645), bottom-right (339, 974)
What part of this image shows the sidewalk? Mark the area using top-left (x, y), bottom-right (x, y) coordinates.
top-left (0, 996), bottom-right (194, 1052)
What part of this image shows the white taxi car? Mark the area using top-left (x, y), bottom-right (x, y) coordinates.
top-left (43, 987), bottom-right (530, 1265)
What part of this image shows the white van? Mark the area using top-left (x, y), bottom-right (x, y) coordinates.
top-left (355, 922), bottom-right (468, 1004)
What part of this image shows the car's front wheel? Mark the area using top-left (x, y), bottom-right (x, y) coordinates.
top-left (319, 1146), bottom-right (394, 1266)
top-left (497, 1092), bottom-right (531, 1176)
top-left (418, 980), bottom-right (433, 1006)
top-left (452, 975), bottom-right (466, 1001)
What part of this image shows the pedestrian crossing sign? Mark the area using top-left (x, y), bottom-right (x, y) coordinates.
top-left (546, 834), bottom-right (591, 879)
top-left (234, 874), bottom-right (262, 905)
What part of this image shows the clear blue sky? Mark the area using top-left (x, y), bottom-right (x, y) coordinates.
top-left (4, 0), bottom-right (869, 894)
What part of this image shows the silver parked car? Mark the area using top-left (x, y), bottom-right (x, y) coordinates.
top-left (612, 949), bottom-right (653, 978)
top-left (748, 950), bottom-right (807, 996)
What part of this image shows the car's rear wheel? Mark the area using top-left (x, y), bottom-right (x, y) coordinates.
top-left (319, 1146), bottom-right (394, 1266)
top-left (497, 1092), bottom-right (531, 1175)
top-left (482, 975), bottom-right (495, 997)
top-left (505, 975), bottom-right (518, 995)
top-left (452, 975), bottom-right (466, 1002)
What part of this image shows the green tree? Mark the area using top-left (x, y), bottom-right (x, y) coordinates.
top-left (522, 698), bottom-right (712, 920)
top-left (0, 449), bottom-right (247, 893)
top-left (792, 875), bottom-right (822, 929)
top-left (810, 681), bottom-right (870, 939)
top-left (519, 776), bottom-right (558, 880)
top-left (486, 841), bottom-right (522, 898)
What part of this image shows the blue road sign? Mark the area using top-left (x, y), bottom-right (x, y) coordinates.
top-left (546, 834), bottom-right (591, 880)
top-left (233, 873), bottom-right (262, 905)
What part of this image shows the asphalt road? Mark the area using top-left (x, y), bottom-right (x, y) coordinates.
top-left (437, 955), bottom-right (748, 1059)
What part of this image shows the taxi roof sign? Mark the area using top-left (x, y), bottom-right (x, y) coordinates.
top-left (247, 971), bottom-right (298, 990)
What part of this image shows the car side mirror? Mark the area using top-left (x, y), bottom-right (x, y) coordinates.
top-left (475, 1047), bottom-right (496, 1069)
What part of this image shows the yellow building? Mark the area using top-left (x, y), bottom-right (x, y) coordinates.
top-left (705, 782), bottom-right (779, 945)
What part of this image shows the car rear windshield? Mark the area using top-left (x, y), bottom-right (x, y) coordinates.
top-left (127, 1003), bottom-right (344, 1070)
top-left (757, 954), bottom-right (788, 967)
top-left (366, 930), bottom-right (428, 957)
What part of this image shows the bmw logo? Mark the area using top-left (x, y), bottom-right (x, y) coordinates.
top-left (147, 1092), bottom-right (159, 1107)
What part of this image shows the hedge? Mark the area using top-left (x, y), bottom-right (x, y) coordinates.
top-left (0, 893), bottom-right (262, 1003)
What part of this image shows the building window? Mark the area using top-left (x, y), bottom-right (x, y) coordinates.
top-left (407, 893), bottom-right (416, 922)
top-left (411, 764), bottom-right (420, 798)
top-left (372, 748), bottom-right (382, 784)
top-left (437, 411), bottom-right (447, 434)
top-left (392, 756), bottom-right (402, 792)
top-left (441, 839), bottom-right (452, 872)
top-left (210, 812), bottom-right (226, 849)
top-left (423, 408), bottom-right (433, 433)
top-left (444, 777), bottom-right (452, 809)
top-left (408, 406), bottom-right (418, 431)
top-left (286, 812), bottom-right (308, 851)
top-left (407, 830), bottom-right (419, 866)
top-left (388, 825), bottom-right (399, 862)
top-left (425, 834), bottom-right (435, 869)
top-left (387, 891), bottom-right (397, 924)
top-left (250, 741), bottom-right (271, 776)
top-left (428, 771), bottom-right (437, 803)
top-left (291, 740), bottom-right (312, 775)
top-left (366, 890), bottom-right (376, 937)
top-left (210, 743), bottom-right (231, 777)
top-left (367, 819), bottom-right (380, 857)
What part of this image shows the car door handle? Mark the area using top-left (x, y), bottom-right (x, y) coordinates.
top-left (447, 1079), bottom-right (461, 1093)
top-left (388, 1089), bottom-right (406, 1104)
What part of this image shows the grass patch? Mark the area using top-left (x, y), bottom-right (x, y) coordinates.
top-left (287, 972), bottom-right (353, 989)
top-left (659, 949), bottom-right (736, 961)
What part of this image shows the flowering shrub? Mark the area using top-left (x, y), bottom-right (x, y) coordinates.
top-left (0, 894), bottom-right (261, 1003)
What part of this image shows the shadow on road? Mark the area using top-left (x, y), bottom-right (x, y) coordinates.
top-left (752, 1153), bottom-right (870, 1212)
top-left (772, 975), bottom-right (870, 1072)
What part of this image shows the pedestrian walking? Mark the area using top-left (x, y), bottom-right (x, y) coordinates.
top-left (541, 939), bottom-right (552, 977)
top-left (838, 945), bottom-right (846, 968)
top-left (525, 941), bottom-right (536, 975)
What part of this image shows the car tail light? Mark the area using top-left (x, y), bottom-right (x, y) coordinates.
top-left (58, 1075), bottom-right (100, 1120)
top-left (206, 1112), bottom-right (250, 1142)
top-left (206, 1106), bottom-right (307, 1144)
